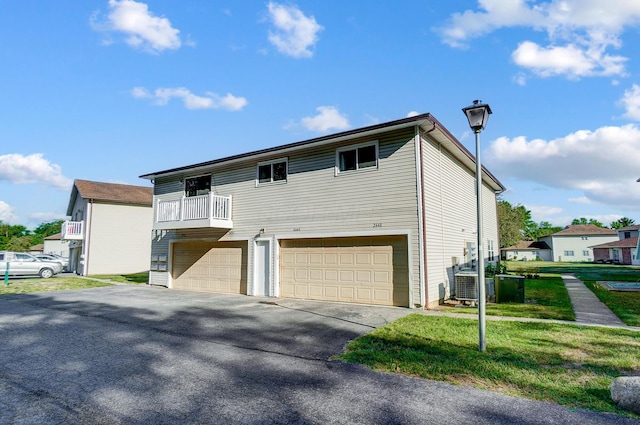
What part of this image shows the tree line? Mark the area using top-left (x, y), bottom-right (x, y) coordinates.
top-left (497, 199), bottom-right (636, 248)
top-left (0, 220), bottom-right (63, 252)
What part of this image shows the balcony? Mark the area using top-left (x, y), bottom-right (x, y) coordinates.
top-left (154, 193), bottom-right (233, 230)
top-left (61, 221), bottom-right (84, 240)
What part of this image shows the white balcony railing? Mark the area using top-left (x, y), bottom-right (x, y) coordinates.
top-left (61, 220), bottom-right (84, 240)
top-left (155, 193), bottom-right (233, 229)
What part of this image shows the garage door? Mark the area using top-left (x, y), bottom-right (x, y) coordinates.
top-left (280, 236), bottom-right (409, 306)
top-left (172, 241), bottom-right (246, 294)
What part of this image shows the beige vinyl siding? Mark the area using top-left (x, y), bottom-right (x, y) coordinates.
top-left (85, 203), bottom-right (153, 275)
top-left (151, 128), bottom-right (422, 300)
top-left (421, 135), bottom-right (499, 307)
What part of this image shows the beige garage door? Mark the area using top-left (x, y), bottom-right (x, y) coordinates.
top-left (172, 241), bottom-right (247, 294)
top-left (280, 236), bottom-right (409, 306)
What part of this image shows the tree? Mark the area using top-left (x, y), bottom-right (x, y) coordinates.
top-left (6, 236), bottom-right (32, 252)
top-left (535, 221), bottom-right (563, 238)
top-left (30, 220), bottom-right (64, 246)
top-left (0, 221), bottom-right (30, 250)
top-left (497, 199), bottom-right (536, 247)
top-left (610, 217), bottom-right (636, 229)
top-left (571, 217), bottom-right (605, 228)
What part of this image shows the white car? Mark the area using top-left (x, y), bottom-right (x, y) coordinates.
top-left (35, 254), bottom-right (69, 271)
top-left (0, 251), bottom-right (63, 278)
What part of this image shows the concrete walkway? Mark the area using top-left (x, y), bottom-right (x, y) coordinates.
top-left (561, 274), bottom-right (628, 327)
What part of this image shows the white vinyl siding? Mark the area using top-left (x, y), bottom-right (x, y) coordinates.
top-left (84, 203), bottom-right (152, 275)
top-left (421, 136), bottom-right (499, 307)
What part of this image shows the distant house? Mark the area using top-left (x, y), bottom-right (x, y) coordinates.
top-left (139, 113), bottom-right (505, 308)
top-left (590, 225), bottom-right (640, 265)
top-left (538, 224), bottom-right (618, 262)
top-left (43, 233), bottom-right (69, 257)
top-left (61, 179), bottom-right (153, 275)
top-left (501, 240), bottom-right (552, 261)
top-left (590, 237), bottom-right (638, 265)
top-left (29, 244), bottom-right (44, 254)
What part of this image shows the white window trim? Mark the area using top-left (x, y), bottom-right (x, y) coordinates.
top-left (335, 140), bottom-right (379, 176)
top-left (256, 157), bottom-right (288, 187)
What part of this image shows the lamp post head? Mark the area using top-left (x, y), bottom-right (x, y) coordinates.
top-left (462, 100), bottom-right (492, 133)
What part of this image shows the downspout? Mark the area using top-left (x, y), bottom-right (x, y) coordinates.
top-left (84, 199), bottom-right (94, 276)
top-left (415, 120), bottom-right (437, 309)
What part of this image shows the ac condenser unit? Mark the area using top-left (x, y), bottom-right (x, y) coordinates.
top-left (454, 272), bottom-right (478, 301)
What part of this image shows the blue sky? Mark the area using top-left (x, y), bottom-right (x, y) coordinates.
top-left (1, 0), bottom-right (640, 229)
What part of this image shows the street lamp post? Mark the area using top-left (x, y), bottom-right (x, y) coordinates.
top-left (462, 99), bottom-right (492, 352)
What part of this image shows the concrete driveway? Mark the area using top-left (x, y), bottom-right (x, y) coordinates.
top-left (0, 286), bottom-right (634, 424)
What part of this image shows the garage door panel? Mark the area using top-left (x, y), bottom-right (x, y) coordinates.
top-left (280, 236), bottom-right (409, 307)
top-left (172, 241), bottom-right (247, 294)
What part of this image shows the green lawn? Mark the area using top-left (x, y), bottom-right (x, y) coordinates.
top-left (505, 262), bottom-right (640, 326)
top-left (89, 272), bottom-right (149, 284)
top-left (340, 314), bottom-right (640, 417)
top-left (1, 276), bottom-right (113, 294)
top-left (440, 274), bottom-right (575, 321)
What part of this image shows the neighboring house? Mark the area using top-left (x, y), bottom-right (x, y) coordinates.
top-left (501, 241), bottom-right (552, 261)
top-left (140, 113), bottom-right (505, 309)
top-left (43, 232), bottom-right (69, 257)
top-left (538, 224), bottom-right (618, 262)
top-left (29, 244), bottom-right (44, 253)
top-left (590, 225), bottom-right (640, 265)
top-left (61, 179), bottom-right (153, 275)
top-left (615, 224), bottom-right (640, 241)
top-left (590, 237), bottom-right (638, 265)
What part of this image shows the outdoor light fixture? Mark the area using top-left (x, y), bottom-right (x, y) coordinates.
top-left (462, 99), bottom-right (492, 133)
top-left (462, 99), bottom-right (492, 353)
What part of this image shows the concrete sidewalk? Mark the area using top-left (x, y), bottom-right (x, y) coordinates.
top-left (561, 274), bottom-right (628, 327)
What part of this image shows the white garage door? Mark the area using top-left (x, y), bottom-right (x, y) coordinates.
top-left (172, 241), bottom-right (246, 294)
top-left (280, 236), bottom-right (409, 306)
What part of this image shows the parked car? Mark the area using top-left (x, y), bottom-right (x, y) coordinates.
top-left (35, 254), bottom-right (68, 271)
top-left (0, 251), bottom-right (63, 278)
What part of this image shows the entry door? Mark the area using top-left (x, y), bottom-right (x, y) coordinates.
top-left (254, 240), bottom-right (271, 296)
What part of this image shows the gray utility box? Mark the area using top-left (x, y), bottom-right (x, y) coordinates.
top-left (495, 274), bottom-right (525, 303)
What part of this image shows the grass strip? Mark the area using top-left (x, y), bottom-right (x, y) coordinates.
top-left (341, 314), bottom-right (640, 417)
top-left (0, 276), bottom-right (112, 294)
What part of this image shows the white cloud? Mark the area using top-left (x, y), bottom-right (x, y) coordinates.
top-left (485, 124), bottom-right (640, 209)
top-left (0, 201), bottom-right (17, 224)
top-left (619, 84), bottom-right (640, 121)
top-left (511, 41), bottom-right (626, 79)
top-left (0, 154), bottom-right (72, 191)
top-left (568, 196), bottom-right (592, 204)
top-left (131, 86), bottom-right (247, 111)
top-left (528, 204), bottom-right (564, 223)
top-left (300, 106), bottom-right (350, 132)
top-left (438, 0), bottom-right (640, 79)
top-left (266, 2), bottom-right (323, 58)
top-left (406, 111), bottom-right (420, 117)
top-left (92, 0), bottom-right (181, 54)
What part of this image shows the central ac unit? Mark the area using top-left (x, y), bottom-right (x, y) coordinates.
top-left (454, 272), bottom-right (478, 301)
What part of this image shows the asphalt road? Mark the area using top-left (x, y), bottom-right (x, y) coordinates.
top-left (0, 285), bottom-right (636, 424)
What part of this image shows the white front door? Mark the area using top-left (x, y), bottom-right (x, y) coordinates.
top-left (254, 240), bottom-right (270, 296)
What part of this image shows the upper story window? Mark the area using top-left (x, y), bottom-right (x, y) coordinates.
top-left (257, 158), bottom-right (287, 185)
top-left (185, 175), bottom-right (211, 197)
top-left (336, 141), bottom-right (378, 174)
top-left (624, 231), bottom-right (631, 239)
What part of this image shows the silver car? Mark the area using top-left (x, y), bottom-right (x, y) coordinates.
top-left (0, 251), bottom-right (63, 278)
top-left (35, 254), bottom-right (69, 271)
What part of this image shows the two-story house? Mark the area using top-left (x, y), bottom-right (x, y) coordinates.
top-left (140, 113), bottom-right (505, 309)
top-left (538, 224), bottom-right (618, 262)
top-left (62, 179), bottom-right (153, 275)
